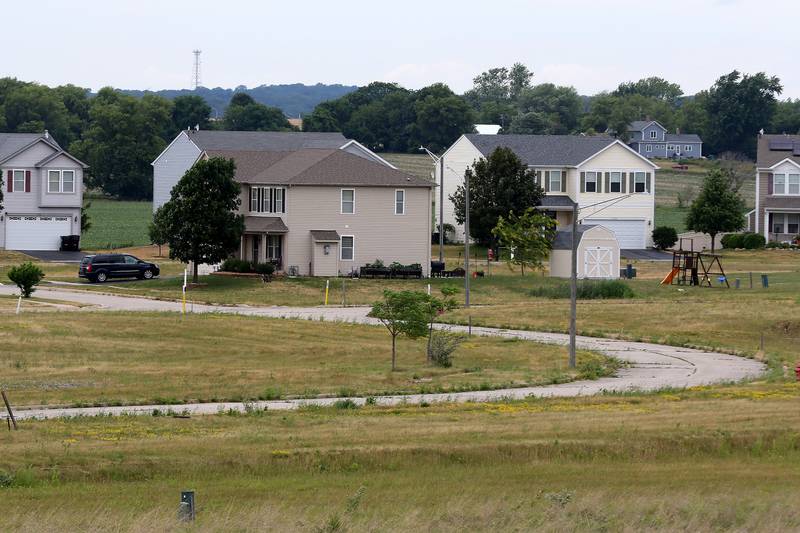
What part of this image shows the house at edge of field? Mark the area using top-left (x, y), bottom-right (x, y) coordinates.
top-left (626, 120), bottom-right (703, 159)
top-left (438, 134), bottom-right (659, 249)
top-left (0, 131), bottom-right (88, 251)
top-left (748, 133), bottom-right (800, 243)
top-left (153, 130), bottom-right (433, 276)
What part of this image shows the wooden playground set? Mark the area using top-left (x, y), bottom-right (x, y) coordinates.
top-left (661, 239), bottom-right (729, 288)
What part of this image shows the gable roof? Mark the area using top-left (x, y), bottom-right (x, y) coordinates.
top-left (0, 133), bottom-right (63, 164)
top-left (757, 134), bottom-right (800, 168)
top-left (186, 130), bottom-right (347, 151)
top-left (464, 134), bottom-right (617, 166)
top-left (551, 225), bottom-right (598, 250)
top-left (244, 216), bottom-right (288, 233)
top-left (628, 120), bottom-right (666, 132)
top-left (35, 149), bottom-right (89, 169)
top-left (664, 133), bottom-right (702, 143)
top-left (310, 230), bottom-right (340, 242)
top-left (205, 148), bottom-right (433, 188)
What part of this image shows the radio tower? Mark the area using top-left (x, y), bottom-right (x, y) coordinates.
top-left (192, 50), bottom-right (202, 89)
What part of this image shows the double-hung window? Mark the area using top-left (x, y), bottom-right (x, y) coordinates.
top-left (774, 174), bottom-right (786, 195)
top-left (584, 171), bottom-right (598, 193)
top-left (685, 145), bottom-right (692, 152)
top-left (649, 130), bottom-right (658, 139)
top-left (340, 236), bottom-right (354, 260)
top-left (646, 144), bottom-right (652, 153)
top-left (250, 186), bottom-right (286, 213)
top-left (341, 189), bottom-right (355, 214)
top-left (789, 214), bottom-right (800, 234)
top-left (12, 170), bottom-right (25, 192)
top-left (548, 170), bottom-right (562, 192)
top-left (46, 170), bottom-right (75, 193)
top-left (633, 172), bottom-right (647, 193)
top-left (395, 189), bottom-right (405, 215)
top-left (609, 172), bottom-right (622, 193)
top-left (788, 174), bottom-right (800, 195)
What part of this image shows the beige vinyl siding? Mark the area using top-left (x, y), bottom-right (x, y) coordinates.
top-left (284, 185), bottom-right (431, 276)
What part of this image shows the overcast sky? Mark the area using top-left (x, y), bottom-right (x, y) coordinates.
top-left (3, 0), bottom-right (798, 98)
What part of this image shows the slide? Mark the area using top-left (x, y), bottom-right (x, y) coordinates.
top-left (661, 267), bottom-right (680, 285)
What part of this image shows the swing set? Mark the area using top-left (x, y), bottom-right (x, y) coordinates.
top-left (660, 238), bottom-right (729, 288)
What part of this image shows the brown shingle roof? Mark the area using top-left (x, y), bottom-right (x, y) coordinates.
top-left (757, 134), bottom-right (800, 168)
top-left (206, 149), bottom-right (433, 188)
top-left (244, 216), bottom-right (288, 233)
top-left (310, 230), bottom-right (340, 242)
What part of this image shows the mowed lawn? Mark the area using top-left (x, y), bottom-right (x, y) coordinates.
top-left (81, 199), bottom-right (152, 250)
top-left (0, 311), bottom-right (607, 407)
top-left (2, 385), bottom-right (799, 531)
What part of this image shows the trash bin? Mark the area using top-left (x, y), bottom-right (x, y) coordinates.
top-left (60, 235), bottom-right (80, 251)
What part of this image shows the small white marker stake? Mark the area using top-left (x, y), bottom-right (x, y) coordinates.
top-left (427, 283), bottom-right (431, 295)
top-left (182, 269), bottom-right (188, 314)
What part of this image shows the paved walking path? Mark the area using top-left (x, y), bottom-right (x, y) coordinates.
top-left (0, 285), bottom-right (766, 420)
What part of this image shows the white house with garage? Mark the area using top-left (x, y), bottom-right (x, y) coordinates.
top-left (0, 132), bottom-right (87, 251)
top-left (438, 134), bottom-right (659, 249)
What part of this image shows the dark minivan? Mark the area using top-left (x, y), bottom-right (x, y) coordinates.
top-left (79, 254), bottom-right (160, 283)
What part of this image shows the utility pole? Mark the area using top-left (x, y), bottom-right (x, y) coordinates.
top-left (569, 200), bottom-right (578, 368)
top-left (464, 168), bottom-right (471, 308)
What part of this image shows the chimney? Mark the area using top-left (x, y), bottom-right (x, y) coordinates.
top-left (44, 129), bottom-right (49, 139)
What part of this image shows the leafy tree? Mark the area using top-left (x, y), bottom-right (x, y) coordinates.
top-left (686, 168), bottom-right (746, 253)
top-left (492, 208), bottom-right (557, 275)
top-left (703, 71), bottom-right (782, 157)
top-left (507, 110), bottom-right (549, 135)
top-left (4, 83), bottom-right (71, 144)
top-left (411, 87), bottom-right (475, 152)
top-left (159, 157), bottom-right (245, 282)
top-left (368, 290), bottom-right (431, 371)
top-left (450, 147), bottom-right (544, 247)
top-left (614, 77), bottom-right (683, 103)
top-left (302, 103), bottom-right (340, 132)
top-left (651, 226), bottom-right (678, 250)
top-left (172, 95), bottom-right (211, 130)
top-left (424, 285), bottom-right (459, 362)
top-left (515, 83), bottom-right (582, 133)
top-left (581, 93), bottom-right (676, 140)
top-left (81, 201), bottom-right (92, 233)
top-left (7, 262), bottom-right (45, 298)
top-left (148, 205), bottom-right (170, 257)
top-left (223, 92), bottom-right (291, 131)
top-left (772, 98), bottom-right (800, 134)
top-left (70, 88), bottom-right (172, 199)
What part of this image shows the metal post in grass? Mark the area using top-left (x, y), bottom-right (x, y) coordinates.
top-left (464, 166), bottom-right (471, 308)
top-left (568, 201), bottom-right (578, 369)
top-left (2, 390), bottom-right (17, 430)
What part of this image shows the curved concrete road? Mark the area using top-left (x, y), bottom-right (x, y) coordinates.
top-left (0, 285), bottom-right (765, 420)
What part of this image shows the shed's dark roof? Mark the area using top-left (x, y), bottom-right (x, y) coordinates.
top-left (310, 230), bottom-right (340, 242)
top-left (187, 130), bottom-right (347, 151)
top-left (244, 216), bottom-right (288, 233)
top-left (0, 133), bottom-right (61, 162)
top-left (551, 225), bottom-right (597, 250)
top-left (757, 134), bottom-right (800, 168)
top-left (206, 149), bottom-right (433, 188)
top-left (665, 133), bottom-right (702, 143)
top-left (464, 134), bottom-right (616, 166)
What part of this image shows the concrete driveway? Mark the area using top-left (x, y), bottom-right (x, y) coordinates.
top-left (0, 285), bottom-right (765, 420)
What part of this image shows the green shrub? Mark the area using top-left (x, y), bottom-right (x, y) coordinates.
top-left (652, 226), bottom-right (678, 250)
top-left (333, 399), bottom-right (359, 410)
top-left (220, 258), bottom-right (252, 273)
top-left (529, 280), bottom-right (634, 300)
top-left (741, 233), bottom-right (766, 249)
top-left (7, 262), bottom-right (45, 298)
top-left (253, 262), bottom-right (275, 281)
top-left (721, 233), bottom-right (743, 249)
top-left (428, 331), bottom-right (466, 368)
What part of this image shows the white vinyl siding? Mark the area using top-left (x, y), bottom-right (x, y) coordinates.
top-left (341, 189), bottom-right (355, 214)
top-left (340, 235), bottom-right (354, 260)
top-left (395, 189), bottom-right (405, 215)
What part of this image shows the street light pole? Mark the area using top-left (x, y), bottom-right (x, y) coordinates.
top-left (464, 167), bottom-right (470, 308)
top-left (419, 146), bottom-right (444, 264)
top-left (569, 200), bottom-right (578, 368)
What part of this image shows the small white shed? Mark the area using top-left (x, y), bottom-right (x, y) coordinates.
top-left (549, 225), bottom-right (620, 279)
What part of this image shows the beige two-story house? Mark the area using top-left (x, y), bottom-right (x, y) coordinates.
top-left (749, 134), bottom-right (800, 242)
top-left (439, 134), bottom-right (659, 249)
top-left (0, 132), bottom-right (87, 251)
top-left (153, 130), bottom-right (433, 276)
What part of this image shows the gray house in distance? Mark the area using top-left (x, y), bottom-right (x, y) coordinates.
top-left (627, 120), bottom-right (702, 159)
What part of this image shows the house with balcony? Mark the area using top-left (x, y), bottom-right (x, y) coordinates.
top-left (438, 134), bottom-right (658, 249)
top-left (153, 130), bottom-right (433, 276)
top-left (748, 134), bottom-right (800, 243)
top-left (0, 132), bottom-right (87, 251)
top-left (627, 120), bottom-right (703, 159)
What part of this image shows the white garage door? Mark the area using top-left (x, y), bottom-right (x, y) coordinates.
top-left (585, 219), bottom-right (646, 249)
top-left (584, 247), bottom-right (613, 278)
top-left (5, 215), bottom-right (72, 251)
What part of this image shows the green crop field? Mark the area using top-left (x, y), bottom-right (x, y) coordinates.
top-left (81, 199), bottom-right (153, 250)
top-left (383, 153), bottom-right (435, 181)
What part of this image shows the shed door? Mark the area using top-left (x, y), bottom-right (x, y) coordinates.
top-left (585, 219), bottom-right (645, 249)
top-left (5, 215), bottom-right (72, 251)
top-left (584, 247), bottom-right (613, 278)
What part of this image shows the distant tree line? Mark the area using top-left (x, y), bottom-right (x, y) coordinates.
top-left (1, 66), bottom-right (798, 200)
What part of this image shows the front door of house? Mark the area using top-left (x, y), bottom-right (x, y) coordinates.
top-left (252, 236), bottom-right (260, 264)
